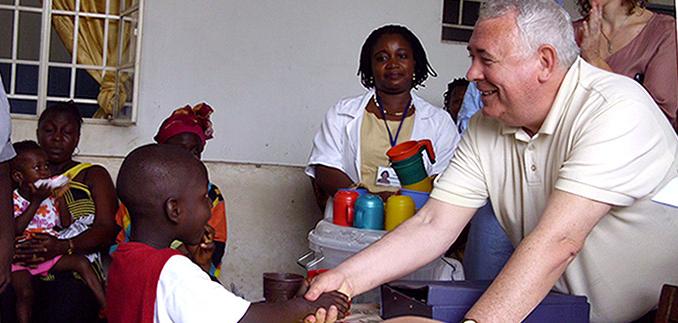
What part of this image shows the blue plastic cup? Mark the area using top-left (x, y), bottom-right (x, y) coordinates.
top-left (400, 189), bottom-right (430, 210)
top-left (353, 194), bottom-right (384, 230)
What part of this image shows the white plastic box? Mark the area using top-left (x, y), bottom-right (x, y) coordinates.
top-left (303, 220), bottom-right (463, 304)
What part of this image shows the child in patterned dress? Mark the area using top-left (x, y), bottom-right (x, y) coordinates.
top-left (9, 140), bottom-right (106, 323)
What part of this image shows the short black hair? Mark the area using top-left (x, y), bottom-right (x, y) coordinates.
top-left (117, 144), bottom-right (207, 221)
top-left (444, 78), bottom-right (470, 107)
top-left (358, 25), bottom-right (437, 89)
top-left (10, 140), bottom-right (44, 172)
top-left (38, 101), bottom-right (83, 131)
top-left (12, 140), bottom-right (42, 157)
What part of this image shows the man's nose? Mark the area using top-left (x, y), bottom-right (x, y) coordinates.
top-left (466, 60), bottom-right (482, 81)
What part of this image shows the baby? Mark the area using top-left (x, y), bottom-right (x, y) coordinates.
top-left (107, 144), bottom-right (349, 323)
top-left (9, 140), bottom-right (106, 323)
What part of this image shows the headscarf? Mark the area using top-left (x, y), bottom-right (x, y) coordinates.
top-left (154, 102), bottom-right (214, 146)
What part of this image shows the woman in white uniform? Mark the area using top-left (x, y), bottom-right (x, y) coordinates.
top-left (306, 25), bottom-right (460, 211)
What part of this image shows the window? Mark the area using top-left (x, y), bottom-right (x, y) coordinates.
top-left (0, 0), bottom-right (142, 123)
top-left (441, 0), bottom-right (482, 43)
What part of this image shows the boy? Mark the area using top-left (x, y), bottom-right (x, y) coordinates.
top-left (10, 140), bottom-right (106, 323)
top-left (107, 144), bottom-right (349, 323)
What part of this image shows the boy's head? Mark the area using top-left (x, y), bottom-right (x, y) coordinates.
top-left (444, 78), bottom-right (470, 121)
top-left (10, 140), bottom-right (50, 188)
top-left (117, 144), bottom-right (210, 245)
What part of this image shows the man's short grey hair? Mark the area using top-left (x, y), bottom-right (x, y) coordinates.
top-left (479, 0), bottom-right (580, 68)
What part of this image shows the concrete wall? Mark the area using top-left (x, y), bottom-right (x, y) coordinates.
top-left (79, 154), bottom-right (321, 300)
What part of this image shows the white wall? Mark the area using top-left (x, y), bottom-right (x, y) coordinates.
top-left (138, 0), bottom-right (470, 166)
top-left (13, 0), bottom-right (470, 166)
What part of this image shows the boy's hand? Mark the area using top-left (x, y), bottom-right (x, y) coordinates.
top-left (301, 291), bottom-right (350, 320)
top-left (185, 224), bottom-right (216, 271)
top-left (304, 306), bottom-right (341, 323)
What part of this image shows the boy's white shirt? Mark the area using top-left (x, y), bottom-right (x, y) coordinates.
top-left (155, 255), bottom-right (250, 323)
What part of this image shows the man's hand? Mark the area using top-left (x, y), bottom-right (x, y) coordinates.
top-left (304, 269), bottom-right (353, 302)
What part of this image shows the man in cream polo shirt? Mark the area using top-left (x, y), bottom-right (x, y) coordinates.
top-left (305, 1), bottom-right (678, 322)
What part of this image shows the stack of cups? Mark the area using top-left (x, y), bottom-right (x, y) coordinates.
top-left (386, 140), bottom-right (436, 193)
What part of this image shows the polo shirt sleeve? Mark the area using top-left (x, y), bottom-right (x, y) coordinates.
top-left (0, 78), bottom-right (15, 163)
top-left (157, 255), bottom-right (250, 323)
top-left (305, 101), bottom-right (350, 178)
top-left (556, 97), bottom-right (676, 206)
top-left (430, 116), bottom-right (489, 208)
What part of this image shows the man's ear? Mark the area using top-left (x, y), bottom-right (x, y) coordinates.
top-left (164, 197), bottom-right (181, 224)
top-left (536, 44), bottom-right (558, 82)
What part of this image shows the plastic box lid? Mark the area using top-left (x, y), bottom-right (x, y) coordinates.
top-left (308, 220), bottom-right (386, 253)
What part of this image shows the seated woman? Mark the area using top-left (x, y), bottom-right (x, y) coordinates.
top-left (112, 103), bottom-right (228, 279)
top-left (574, 0), bottom-right (677, 130)
top-left (306, 25), bottom-right (460, 211)
top-left (13, 102), bottom-right (119, 322)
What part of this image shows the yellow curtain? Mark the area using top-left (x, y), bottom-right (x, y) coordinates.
top-left (51, 0), bottom-right (132, 118)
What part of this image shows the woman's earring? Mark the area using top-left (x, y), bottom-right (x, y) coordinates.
top-left (412, 74), bottom-right (416, 81)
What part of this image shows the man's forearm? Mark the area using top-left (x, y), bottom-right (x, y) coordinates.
top-left (465, 190), bottom-right (610, 322)
top-left (334, 199), bottom-right (475, 296)
top-left (465, 230), bottom-right (575, 322)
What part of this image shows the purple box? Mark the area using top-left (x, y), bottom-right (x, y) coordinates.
top-left (381, 280), bottom-right (589, 322)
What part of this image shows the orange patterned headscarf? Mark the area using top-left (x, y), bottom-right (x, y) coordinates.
top-left (154, 103), bottom-right (214, 146)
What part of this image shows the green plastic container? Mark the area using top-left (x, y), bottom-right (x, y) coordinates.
top-left (391, 153), bottom-right (428, 185)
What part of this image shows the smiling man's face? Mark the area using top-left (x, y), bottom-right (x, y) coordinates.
top-left (466, 12), bottom-right (545, 128)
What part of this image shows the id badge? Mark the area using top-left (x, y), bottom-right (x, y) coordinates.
top-left (376, 166), bottom-right (401, 187)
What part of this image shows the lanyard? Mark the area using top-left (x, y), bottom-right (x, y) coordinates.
top-left (374, 94), bottom-right (412, 147)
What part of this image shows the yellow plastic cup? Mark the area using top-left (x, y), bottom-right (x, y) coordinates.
top-left (401, 176), bottom-right (433, 193)
top-left (385, 195), bottom-right (416, 231)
